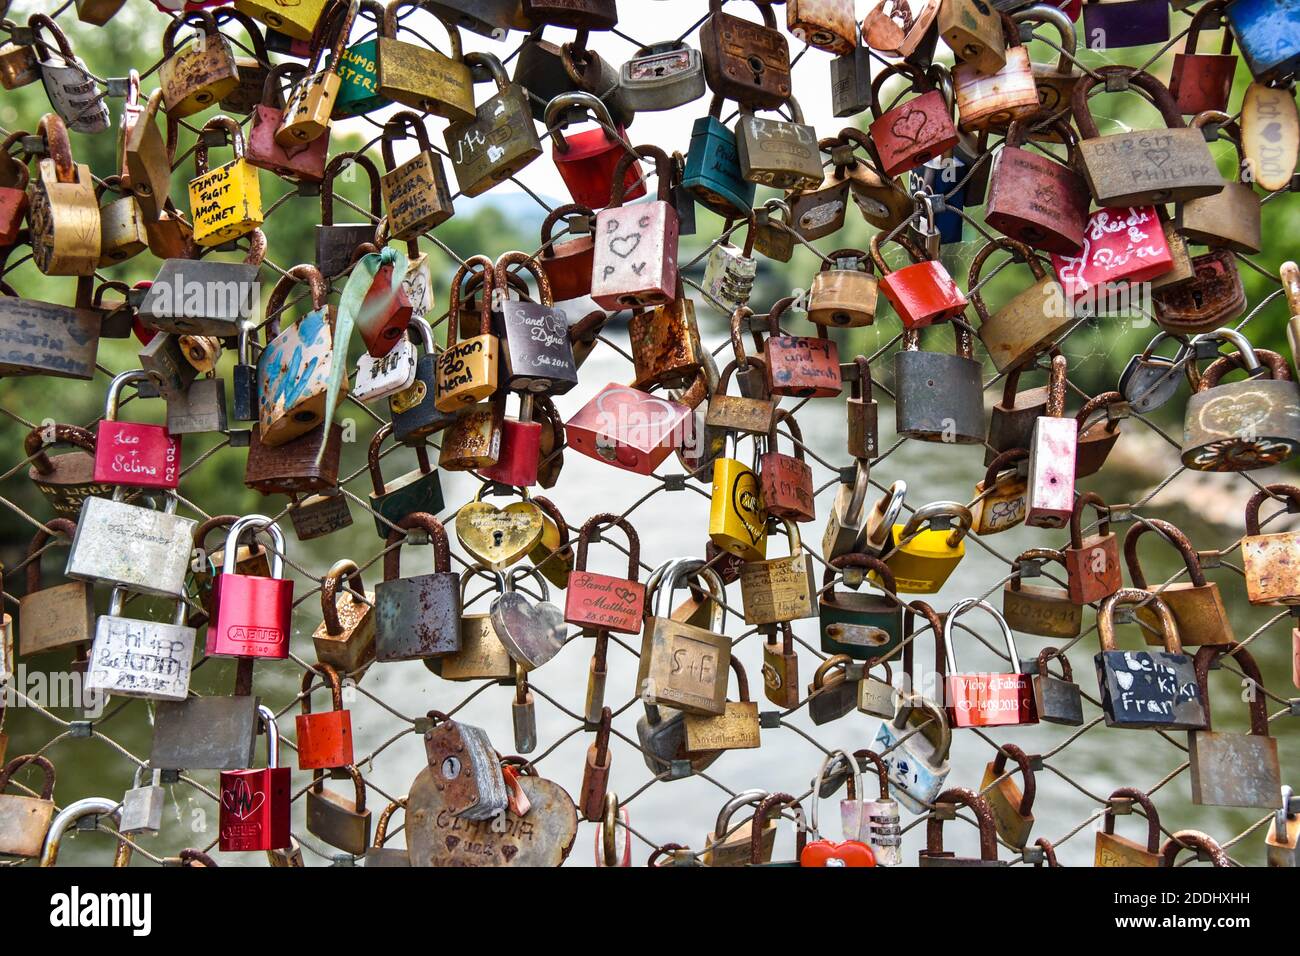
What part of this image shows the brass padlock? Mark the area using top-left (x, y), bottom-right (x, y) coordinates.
top-left (375, 1), bottom-right (475, 120)
top-left (380, 111), bottom-right (454, 241)
top-left (27, 112), bottom-right (100, 276)
top-left (1125, 518), bottom-right (1233, 646)
top-left (276, 0), bottom-right (355, 146)
top-left (159, 11), bottom-right (241, 118)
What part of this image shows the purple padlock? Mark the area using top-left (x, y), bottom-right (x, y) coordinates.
top-left (1082, 0), bottom-right (1169, 50)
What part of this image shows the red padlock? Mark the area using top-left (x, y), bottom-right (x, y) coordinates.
top-left (942, 598), bottom-right (1038, 728)
top-left (1169, 0), bottom-right (1236, 116)
top-left (1063, 493), bottom-right (1122, 606)
top-left (1051, 206), bottom-right (1173, 301)
top-left (802, 751), bottom-right (877, 867)
top-left (564, 513), bottom-right (646, 634)
top-left (295, 662), bottom-right (354, 770)
top-left (1025, 355), bottom-right (1077, 529)
top-left (985, 117), bottom-right (1089, 255)
top-left (93, 369), bottom-right (182, 489)
top-left (540, 202), bottom-right (596, 302)
top-left (565, 383), bottom-right (692, 475)
top-left (219, 704), bottom-right (291, 852)
top-left (760, 297), bottom-right (842, 398)
top-left (870, 232), bottom-right (968, 330)
top-left (868, 62), bottom-right (960, 177)
top-left (356, 242), bottom-right (414, 358)
top-left (546, 92), bottom-right (644, 210)
top-left (0, 131), bottom-right (28, 246)
top-left (207, 515), bottom-right (295, 659)
top-left (759, 408), bottom-right (815, 522)
top-left (479, 394), bottom-right (543, 488)
top-left (247, 63), bottom-right (330, 181)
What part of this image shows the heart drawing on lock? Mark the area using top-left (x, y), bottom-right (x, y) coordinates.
top-left (490, 591), bottom-right (568, 669)
top-left (1262, 122), bottom-right (1283, 144)
top-left (889, 108), bottom-right (928, 145)
top-left (730, 471), bottom-right (766, 545)
top-left (608, 232), bottom-right (642, 260)
top-left (1144, 147), bottom-right (1171, 168)
top-left (221, 778), bottom-right (265, 821)
top-left (456, 502), bottom-right (545, 569)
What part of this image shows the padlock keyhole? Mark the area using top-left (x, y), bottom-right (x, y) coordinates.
top-left (493, 530), bottom-right (505, 547)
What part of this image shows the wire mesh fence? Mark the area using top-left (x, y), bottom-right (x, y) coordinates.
top-left (0, 0), bottom-right (1296, 867)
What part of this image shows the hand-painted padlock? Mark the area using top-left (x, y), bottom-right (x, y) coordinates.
top-left (590, 145), bottom-right (680, 310)
top-left (207, 515), bottom-right (294, 659)
top-left (187, 116), bottom-right (263, 247)
top-left (758, 296), bottom-right (842, 398)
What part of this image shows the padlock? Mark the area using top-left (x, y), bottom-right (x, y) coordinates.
top-left (375, 513), bottom-right (461, 661)
top-left (1062, 492), bottom-right (1122, 605)
top-left (546, 92), bottom-right (644, 210)
top-left (579, 707), bottom-right (613, 821)
top-left (834, 751), bottom-right (902, 865)
top-left (807, 654), bottom-right (860, 725)
top-left (638, 560), bottom-right (731, 717)
top-left (808, 249), bottom-right (878, 329)
top-left (593, 793), bottom-right (631, 867)
top-left (1169, 0), bottom-right (1236, 115)
top-left (23, 424), bottom-right (105, 517)
top-left (683, 658), bottom-right (761, 752)
top-left (312, 559), bottom-right (376, 674)
top-left (0, 755), bottom-right (58, 858)
top-left (288, 488), bottom-right (353, 542)
top-left (757, 410), bottom-right (815, 524)
top-left (786, 138), bottom-right (852, 240)
top-left (454, 484), bottom-right (545, 570)
top-left (436, 255), bottom-right (499, 412)
top-left (938, 0), bottom-right (1005, 73)
top-left (830, 45), bottom-right (874, 119)
top-left (979, 744), bottom-right (1036, 849)
top-left (159, 10), bottom-right (240, 118)
top-left (699, 0), bottom-right (792, 110)
top-left (367, 421), bottom-right (443, 539)
top-left (28, 14), bottom-right (109, 134)
top-left (761, 623), bottom-right (801, 709)
top-left (26, 112), bottom-right (100, 276)
top-left (95, 176), bottom-right (146, 266)
top-left (379, 111), bottom-right (454, 241)
top-left (971, 448), bottom-right (1028, 536)
top-left (316, 151), bottom-right (383, 278)
top-left (374, 1), bottom-right (473, 119)
top-left (304, 765), bottom-right (371, 856)
top-left (918, 788), bottom-right (1006, 867)
top-left (1227, 0), bottom-right (1300, 82)
top-left (758, 297), bottom-right (842, 399)
top-left (145, 199), bottom-right (196, 262)
top-left (93, 369), bottom-right (182, 491)
top-left (528, 495), bottom-right (575, 589)
top-left (119, 767), bottom-right (165, 836)
top-left (494, 252), bottom-right (578, 394)
top-left (1073, 390), bottom-right (1126, 477)
top-left (868, 62), bottom-right (960, 177)
top-left (705, 352), bottom-right (774, 438)
top-left (441, 54), bottom-right (541, 198)
top-left (862, 0), bottom-right (942, 58)
top-left (18, 520), bottom-right (94, 657)
top-left (1096, 787), bottom-right (1166, 866)
top-left (521, 0), bottom-right (617, 31)
top-left (1031, 647), bottom-right (1085, 726)
top-left (565, 382), bottom-right (692, 475)
top-left (257, 264), bottom-right (345, 447)
top-left (893, 324), bottom-right (983, 444)
top-left (138, 331), bottom-right (200, 403)
top-left (245, 418), bottom-right (343, 496)
top-left (824, 471), bottom-right (905, 563)
top-left (1003, 549), bottom-right (1080, 638)
top-left (845, 356), bottom-right (878, 462)
top-left (235, 0), bottom-right (327, 40)
top-left (186, 116), bottom-right (263, 248)
top-left (708, 434), bottom-right (767, 563)
top-left (149, 671), bottom-right (261, 772)
top-left (873, 694), bottom-right (952, 814)
top-left (488, 565), bottom-right (568, 670)
top-left (191, 514), bottom-right (273, 617)
top-left (801, 752), bottom-right (877, 867)
top-left (426, 570), bottom-right (516, 682)
top-left (985, 118), bottom-right (1088, 255)
top-left (1182, 336), bottom-right (1300, 471)
top-left (821, 554), bottom-right (903, 660)
top-left (277, 0), bottom-right (354, 146)
top-left (619, 40), bottom-right (706, 113)
top-left (0, 132), bottom-right (30, 247)
top-left (426, 0), bottom-right (530, 38)
top-left (742, 793), bottom-right (808, 867)
top-left (1081, 0), bottom-right (1168, 49)
top-left (880, 502), bottom-right (972, 593)
top-left (565, 514), bottom-right (645, 635)
top-left (788, 0), bottom-right (857, 52)
top-left (591, 145), bottom-right (680, 309)
top-left (389, 317), bottom-right (455, 445)
top-left (1051, 205), bottom-right (1176, 301)
top-left (213, 7), bottom-right (272, 116)
top-left (355, 307), bottom-right (417, 401)
top-left (248, 63), bottom-right (331, 181)
top-left (1161, 830), bottom-right (1232, 868)
top-left (1266, 786), bottom-right (1299, 867)
top-left (140, 230), bottom-right (264, 338)
top-left (438, 400), bottom-right (504, 472)
top-left (871, 232), bottom-right (967, 331)
top-left (1125, 518), bottom-right (1233, 647)
top-left (1178, 117), bottom-right (1262, 255)
top-left (943, 598), bottom-right (1037, 728)
top-left (1094, 589), bottom-right (1207, 730)
top-left (1241, 485), bottom-right (1300, 605)
top-left (739, 519), bottom-right (816, 626)
top-left (87, 587), bottom-right (195, 701)
top-left (953, 13), bottom-right (1039, 131)
top-left (68, 489), bottom-right (197, 598)
top-left (0, 28), bottom-right (40, 91)
top-left (539, 203), bottom-right (596, 302)
top-left (854, 661), bottom-right (896, 719)
top-left (207, 516), bottom-right (294, 659)
top-left (1188, 642), bottom-right (1281, 808)
top-left (1072, 66), bottom-right (1224, 207)
top-left (702, 790), bottom-right (775, 866)
top-left (969, 238), bottom-right (1072, 374)
top-left (1152, 250), bottom-right (1246, 336)
top-left (295, 662), bottom-right (354, 770)
top-left (327, 0), bottom-right (388, 117)
top-left (218, 705), bottom-right (291, 851)
top-left (1024, 354), bottom-right (1075, 528)
top-left (681, 94), bottom-right (756, 220)
top-left (701, 218), bottom-right (758, 315)
top-left (736, 98), bottom-right (823, 191)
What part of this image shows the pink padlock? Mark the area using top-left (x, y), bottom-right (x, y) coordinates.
top-left (593, 793), bottom-right (631, 867)
top-left (1025, 355), bottom-right (1076, 529)
top-left (565, 383), bottom-right (692, 475)
top-left (590, 145), bottom-right (679, 310)
top-left (93, 369), bottom-right (182, 490)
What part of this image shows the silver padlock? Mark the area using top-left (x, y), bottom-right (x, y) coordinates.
top-left (167, 376), bottom-right (228, 435)
top-left (119, 766), bottom-right (166, 835)
top-left (856, 661), bottom-right (897, 718)
top-left (67, 489), bottom-right (197, 598)
top-left (139, 332), bottom-right (198, 402)
top-left (512, 678), bottom-right (537, 754)
top-left (822, 460), bottom-right (872, 563)
top-left (87, 587), bottom-right (195, 702)
top-left (618, 40), bottom-right (706, 112)
top-left (32, 15), bottom-right (110, 134)
top-left (354, 318), bottom-right (421, 403)
top-left (701, 220), bottom-right (758, 314)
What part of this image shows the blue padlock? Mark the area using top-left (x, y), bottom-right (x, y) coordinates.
top-left (1227, 0), bottom-right (1300, 82)
top-left (682, 95), bottom-right (755, 220)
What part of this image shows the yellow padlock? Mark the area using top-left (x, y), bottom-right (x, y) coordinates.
top-left (709, 434), bottom-right (768, 563)
top-left (275, 0), bottom-right (355, 147)
top-left (436, 254), bottom-right (499, 411)
top-left (27, 113), bottom-right (100, 276)
top-left (187, 116), bottom-right (263, 247)
top-left (876, 502), bottom-right (972, 593)
top-left (235, 0), bottom-right (329, 41)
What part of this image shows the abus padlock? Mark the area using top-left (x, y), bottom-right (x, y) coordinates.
top-left (1063, 492), bottom-right (1122, 606)
top-left (985, 117), bottom-right (1088, 255)
top-left (868, 62), bottom-right (959, 177)
top-left (546, 92), bottom-right (644, 211)
top-left (699, 0), bottom-right (792, 110)
top-left (1024, 354), bottom-right (1076, 529)
top-left (374, 1), bottom-right (473, 119)
top-left (1189, 642), bottom-right (1281, 808)
top-left (1182, 337), bottom-right (1300, 472)
top-left (207, 516), bottom-right (293, 659)
top-left (1094, 589), bottom-right (1207, 730)
top-left (379, 111), bottom-right (454, 241)
top-left (494, 251), bottom-right (578, 394)
top-left (27, 112), bottom-right (100, 276)
top-left (1241, 484), bottom-right (1300, 605)
top-left (1002, 549), bottom-right (1081, 639)
top-left (1071, 66), bottom-right (1225, 207)
top-left (218, 705), bottom-right (290, 851)
top-left (87, 587), bottom-right (195, 702)
top-left (444, 51), bottom-right (541, 197)
top-left (296, 663), bottom-right (353, 770)
top-left (565, 514), bottom-right (646, 635)
top-left (367, 421), bottom-right (443, 539)
top-left (878, 502), bottom-right (973, 594)
top-left (943, 598), bottom-right (1037, 728)
top-left (870, 232), bottom-right (967, 330)
top-left (893, 324), bottom-right (984, 444)
top-left (820, 554), bottom-right (903, 661)
top-left (738, 519), bottom-right (816, 626)
top-left (375, 513), bottom-right (461, 661)
top-left (93, 369), bottom-right (182, 490)
top-left (29, 14), bottom-right (109, 134)
top-left (591, 145), bottom-right (679, 310)
top-left (159, 10), bottom-right (240, 118)
top-left (1124, 518), bottom-right (1233, 647)
top-left (736, 98), bottom-right (823, 192)
top-left (758, 297), bottom-right (841, 398)
top-left (619, 40), bottom-right (706, 112)
top-left (968, 237), bottom-right (1072, 374)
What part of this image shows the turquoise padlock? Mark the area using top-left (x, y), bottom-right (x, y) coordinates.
top-left (682, 94), bottom-right (755, 220)
top-left (328, 1), bottom-right (389, 117)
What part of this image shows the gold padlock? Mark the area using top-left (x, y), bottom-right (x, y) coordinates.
top-left (738, 519), bottom-right (815, 625)
top-left (277, 0), bottom-right (356, 147)
top-left (877, 502), bottom-right (972, 594)
top-left (683, 658), bottom-right (761, 752)
top-left (235, 0), bottom-right (330, 41)
top-left (311, 559), bottom-right (376, 675)
top-left (158, 11), bottom-right (241, 118)
top-left (708, 434), bottom-right (768, 563)
top-left (27, 112), bottom-right (99, 276)
top-left (187, 116), bottom-right (263, 247)
top-left (438, 400), bottom-right (503, 472)
top-left (379, 111), bottom-right (454, 241)
top-left (375, 0), bottom-right (474, 121)
top-left (436, 254), bottom-right (499, 411)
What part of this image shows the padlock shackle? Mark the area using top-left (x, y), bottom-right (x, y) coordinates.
top-left (261, 61), bottom-right (308, 111)
top-left (39, 797), bottom-right (130, 868)
top-left (24, 517), bottom-right (77, 594)
top-left (193, 115), bottom-right (246, 177)
top-left (1281, 262), bottom-right (1300, 317)
top-left (257, 703), bottom-right (280, 770)
top-left (811, 653), bottom-right (852, 692)
top-left (311, 763), bottom-right (366, 813)
top-left (321, 151), bottom-right (383, 223)
top-left (380, 109), bottom-right (434, 171)
top-left (306, 0), bottom-right (358, 73)
top-left (897, 501), bottom-right (972, 550)
top-left (609, 143), bottom-right (672, 208)
top-left (540, 201), bottom-right (595, 246)
top-left (367, 420), bottom-right (432, 495)
top-left (1243, 483), bottom-right (1300, 537)
top-left (1070, 66), bottom-right (1186, 142)
top-left (194, 514), bottom-right (260, 571)
top-left (320, 557), bottom-right (367, 636)
top-left (35, 111), bottom-right (75, 184)
top-left (1103, 786), bottom-right (1161, 850)
top-left (446, 254), bottom-right (496, 347)
top-left (106, 585), bottom-right (188, 627)
top-left (868, 60), bottom-right (932, 121)
top-left (1161, 829), bottom-right (1231, 868)
top-left (300, 661), bottom-right (345, 715)
top-left (1183, 0), bottom-right (1233, 56)
top-left (211, 6), bottom-right (271, 61)
top-left (372, 796), bottom-right (406, 847)
top-left (224, 515), bottom-right (285, 578)
top-left (750, 792), bottom-right (804, 864)
top-left (1008, 548), bottom-right (1065, 593)
top-left (545, 91), bottom-right (618, 153)
top-left (102, 368), bottom-right (155, 422)
top-left (809, 749), bottom-right (860, 839)
top-left (381, 0), bottom-right (462, 59)
top-left (1097, 588), bottom-right (1182, 655)
top-left (967, 236), bottom-right (1048, 326)
top-left (160, 8), bottom-right (220, 58)
top-left (1199, 348), bottom-right (1289, 389)
top-left (765, 407), bottom-right (806, 463)
top-left (981, 447), bottom-right (1028, 493)
top-left (989, 743), bottom-right (1036, 816)
top-left (505, 563), bottom-right (551, 603)
top-left (1010, 4), bottom-right (1077, 73)
top-left (1193, 641), bottom-right (1269, 737)
top-left (1074, 390), bottom-right (1125, 435)
top-left (851, 749), bottom-right (893, 802)
top-left (1068, 491), bottom-right (1111, 549)
top-left (1122, 517), bottom-right (1208, 589)
top-left (824, 552), bottom-right (898, 605)
top-left (925, 787), bottom-right (998, 861)
top-left (494, 250), bottom-right (555, 308)
top-left (265, 263), bottom-right (330, 322)
top-left (383, 512), bottom-right (451, 579)
top-left (575, 512), bottom-right (640, 582)
top-left (714, 787), bottom-right (768, 839)
top-left (22, 423), bottom-right (95, 477)
top-left (0, 753), bottom-right (56, 798)
top-left (942, 598), bottom-right (1018, 677)
top-left (1035, 646), bottom-right (1073, 684)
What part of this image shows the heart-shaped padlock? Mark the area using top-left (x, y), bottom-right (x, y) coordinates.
top-left (456, 486), bottom-right (545, 570)
top-left (490, 567), bottom-right (569, 670)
